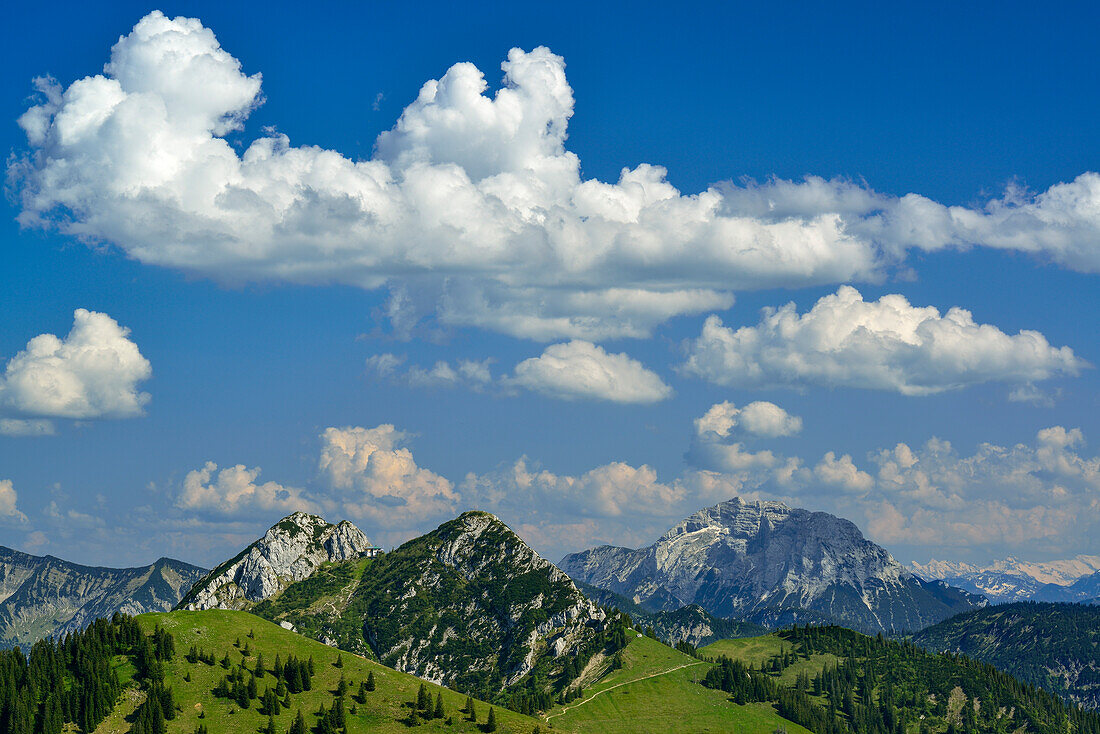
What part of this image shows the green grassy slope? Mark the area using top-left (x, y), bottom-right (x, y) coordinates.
top-left (701, 634), bottom-right (840, 688)
top-left (123, 610), bottom-right (544, 734)
top-left (545, 635), bottom-right (812, 733)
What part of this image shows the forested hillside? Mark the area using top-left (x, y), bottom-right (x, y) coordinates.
top-left (913, 602), bottom-right (1100, 709)
top-left (699, 626), bottom-right (1100, 734)
top-left (0, 613), bottom-right (164, 733)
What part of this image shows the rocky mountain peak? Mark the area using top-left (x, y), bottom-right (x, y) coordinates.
top-left (561, 496), bottom-right (981, 633)
top-left (178, 513), bottom-right (374, 611)
top-left (353, 509), bottom-right (604, 692)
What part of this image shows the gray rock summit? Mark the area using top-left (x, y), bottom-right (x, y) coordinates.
top-left (178, 511), bottom-right (373, 611)
top-left (560, 497), bottom-right (982, 633)
top-left (0, 547), bottom-right (206, 648)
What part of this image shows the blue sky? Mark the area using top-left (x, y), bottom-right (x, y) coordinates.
top-left (1, 1), bottom-right (1098, 569)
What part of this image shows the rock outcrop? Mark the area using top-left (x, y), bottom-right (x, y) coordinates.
top-left (561, 497), bottom-right (983, 633)
top-left (178, 512), bottom-right (373, 611)
top-left (0, 547), bottom-right (206, 647)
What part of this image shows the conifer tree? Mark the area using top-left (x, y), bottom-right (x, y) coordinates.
top-left (486, 706), bottom-right (497, 732)
top-left (289, 709), bottom-right (307, 734)
top-left (333, 696), bottom-right (346, 727)
top-left (417, 682), bottom-right (430, 711)
top-left (433, 691), bottom-right (444, 719)
top-left (365, 671), bottom-right (375, 692)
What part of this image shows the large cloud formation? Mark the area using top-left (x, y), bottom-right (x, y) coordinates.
top-left (14, 12), bottom-right (1100, 341)
top-left (681, 286), bottom-right (1083, 395)
top-left (0, 310), bottom-right (151, 434)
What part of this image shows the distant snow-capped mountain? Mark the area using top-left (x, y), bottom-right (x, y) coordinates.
top-left (910, 555), bottom-right (1100, 603)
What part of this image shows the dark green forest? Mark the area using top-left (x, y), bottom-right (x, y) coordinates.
top-left (0, 613), bottom-right (167, 734)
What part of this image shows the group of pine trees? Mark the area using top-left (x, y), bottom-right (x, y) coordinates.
top-left (404, 682), bottom-right (447, 726)
top-left (129, 681), bottom-right (178, 734)
top-left (211, 649), bottom-right (315, 710)
top-left (0, 613), bottom-right (153, 734)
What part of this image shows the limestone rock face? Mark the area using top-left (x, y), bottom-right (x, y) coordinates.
top-left (0, 548), bottom-right (206, 647)
top-left (178, 512), bottom-right (373, 611)
top-left (561, 497), bottom-right (983, 633)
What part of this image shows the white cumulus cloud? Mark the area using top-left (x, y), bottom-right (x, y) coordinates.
top-left (0, 480), bottom-right (29, 524)
top-left (0, 309), bottom-right (151, 424)
top-left (177, 462), bottom-right (313, 515)
top-left (366, 343), bottom-right (669, 404)
top-left (694, 400), bottom-right (802, 438)
top-left (681, 286), bottom-right (1083, 395)
top-left (506, 340), bottom-right (672, 403)
top-left (16, 13), bottom-right (1100, 341)
top-left (318, 425), bottom-right (459, 524)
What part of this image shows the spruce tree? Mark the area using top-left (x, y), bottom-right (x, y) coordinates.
top-left (433, 691), bottom-right (444, 719)
top-left (417, 682), bottom-right (429, 711)
top-left (486, 706), bottom-right (497, 732)
top-left (289, 709), bottom-right (307, 734)
top-left (365, 671), bottom-right (375, 692)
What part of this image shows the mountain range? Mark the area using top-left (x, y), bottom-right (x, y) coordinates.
top-left (911, 556), bottom-right (1100, 604)
top-left (0, 545), bottom-right (206, 648)
top-left (2, 498), bottom-right (1099, 727)
top-left (560, 497), bottom-right (983, 633)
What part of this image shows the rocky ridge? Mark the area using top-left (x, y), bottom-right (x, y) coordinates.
top-left (561, 497), bottom-right (983, 633)
top-left (0, 547), bottom-right (206, 647)
top-left (178, 512), bottom-right (373, 611)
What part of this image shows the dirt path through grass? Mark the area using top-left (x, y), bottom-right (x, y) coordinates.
top-left (545, 661), bottom-right (708, 722)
